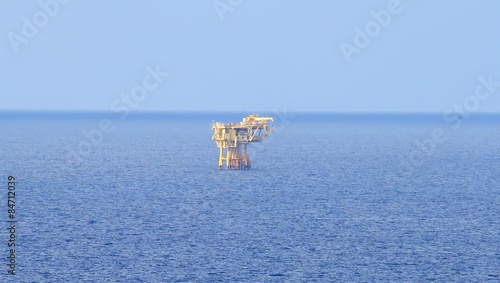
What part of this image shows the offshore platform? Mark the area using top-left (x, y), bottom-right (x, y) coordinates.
top-left (212, 114), bottom-right (274, 169)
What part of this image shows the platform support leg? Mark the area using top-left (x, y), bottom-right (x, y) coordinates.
top-left (218, 146), bottom-right (223, 169)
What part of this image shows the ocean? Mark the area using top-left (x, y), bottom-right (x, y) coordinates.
top-left (0, 112), bottom-right (498, 282)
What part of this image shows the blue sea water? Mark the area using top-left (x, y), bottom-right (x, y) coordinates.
top-left (0, 112), bottom-right (498, 282)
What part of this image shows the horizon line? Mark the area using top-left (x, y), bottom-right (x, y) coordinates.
top-left (1, 109), bottom-right (500, 115)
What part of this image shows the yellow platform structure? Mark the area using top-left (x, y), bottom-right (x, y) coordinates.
top-left (212, 114), bottom-right (273, 169)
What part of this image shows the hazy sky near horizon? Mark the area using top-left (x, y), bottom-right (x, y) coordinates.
top-left (1, 1), bottom-right (499, 112)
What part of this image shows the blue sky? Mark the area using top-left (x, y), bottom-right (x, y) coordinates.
top-left (1, 1), bottom-right (499, 112)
